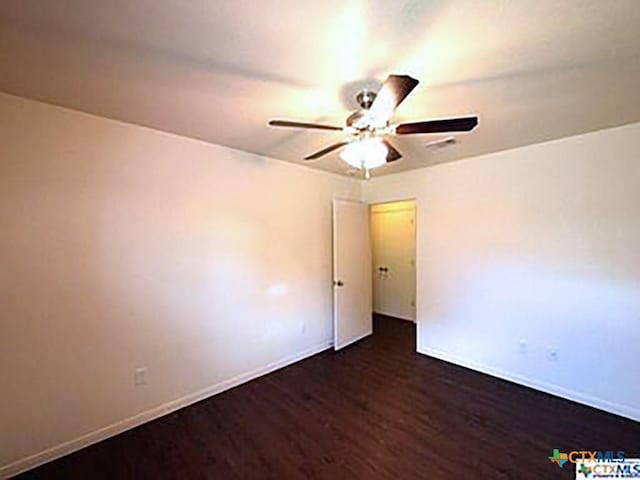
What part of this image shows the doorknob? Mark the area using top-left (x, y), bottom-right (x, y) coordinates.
top-left (333, 280), bottom-right (344, 287)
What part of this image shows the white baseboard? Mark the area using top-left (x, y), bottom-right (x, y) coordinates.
top-left (1, 339), bottom-right (333, 479)
top-left (334, 330), bottom-right (372, 351)
top-left (418, 345), bottom-right (640, 423)
top-left (373, 310), bottom-right (416, 322)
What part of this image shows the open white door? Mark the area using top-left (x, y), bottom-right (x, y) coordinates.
top-left (333, 199), bottom-right (372, 350)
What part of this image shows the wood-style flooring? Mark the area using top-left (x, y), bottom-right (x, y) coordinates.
top-left (16, 314), bottom-right (640, 479)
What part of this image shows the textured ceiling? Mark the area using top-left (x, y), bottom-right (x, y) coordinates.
top-left (1, 0), bottom-right (640, 176)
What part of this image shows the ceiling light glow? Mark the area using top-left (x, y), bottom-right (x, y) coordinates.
top-left (339, 138), bottom-right (387, 170)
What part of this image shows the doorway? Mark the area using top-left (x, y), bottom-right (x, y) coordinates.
top-left (370, 200), bottom-right (417, 322)
top-left (331, 198), bottom-right (416, 351)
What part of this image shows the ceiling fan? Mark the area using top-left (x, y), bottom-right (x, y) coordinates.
top-left (268, 74), bottom-right (478, 176)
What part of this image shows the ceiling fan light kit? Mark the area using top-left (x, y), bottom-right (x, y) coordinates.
top-left (339, 137), bottom-right (388, 170)
top-left (268, 74), bottom-right (479, 177)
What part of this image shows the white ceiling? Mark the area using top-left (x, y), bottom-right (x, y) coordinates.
top-left (2, 0), bottom-right (640, 176)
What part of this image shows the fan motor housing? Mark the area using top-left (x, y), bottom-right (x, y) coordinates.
top-left (356, 89), bottom-right (376, 109)
top-left (346, 110), bottom-right (366, 128)
top-left (347, 90), bottom-right (380, 129)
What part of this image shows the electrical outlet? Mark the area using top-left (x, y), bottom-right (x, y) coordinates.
top-left (134, 367), bottom-right (148, 386)
top-left (519, 339), bottom-right (528, 354)
top-left (547, 347), bottom-right (559, 361)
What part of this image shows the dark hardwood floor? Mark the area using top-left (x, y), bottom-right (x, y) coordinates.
top-left (16, 315), bottom-right (639, 479)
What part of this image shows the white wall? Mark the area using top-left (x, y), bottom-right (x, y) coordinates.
top-left (0, 93), bottom-right (360, 475)
top-left (2, 90), bottom-right (638, 476)
top-left (364, 123), bottom-right (640, 421)
top-left (371, 201), bottom-right (416, 321)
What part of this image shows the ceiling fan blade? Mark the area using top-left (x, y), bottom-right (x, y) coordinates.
top-left (269, 120), bottom-right (343, 131)
top-left (395, 116), bottom-right (478, 135)
top-left (368, 74), bottom-right (419, 123)
top-left (383, 139), bottom-right (402, 162)
top-left (304, 141), bottom-right (349, 160)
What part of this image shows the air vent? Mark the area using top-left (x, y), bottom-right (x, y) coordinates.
top-left (425, 137), bottom-right (457, 149)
